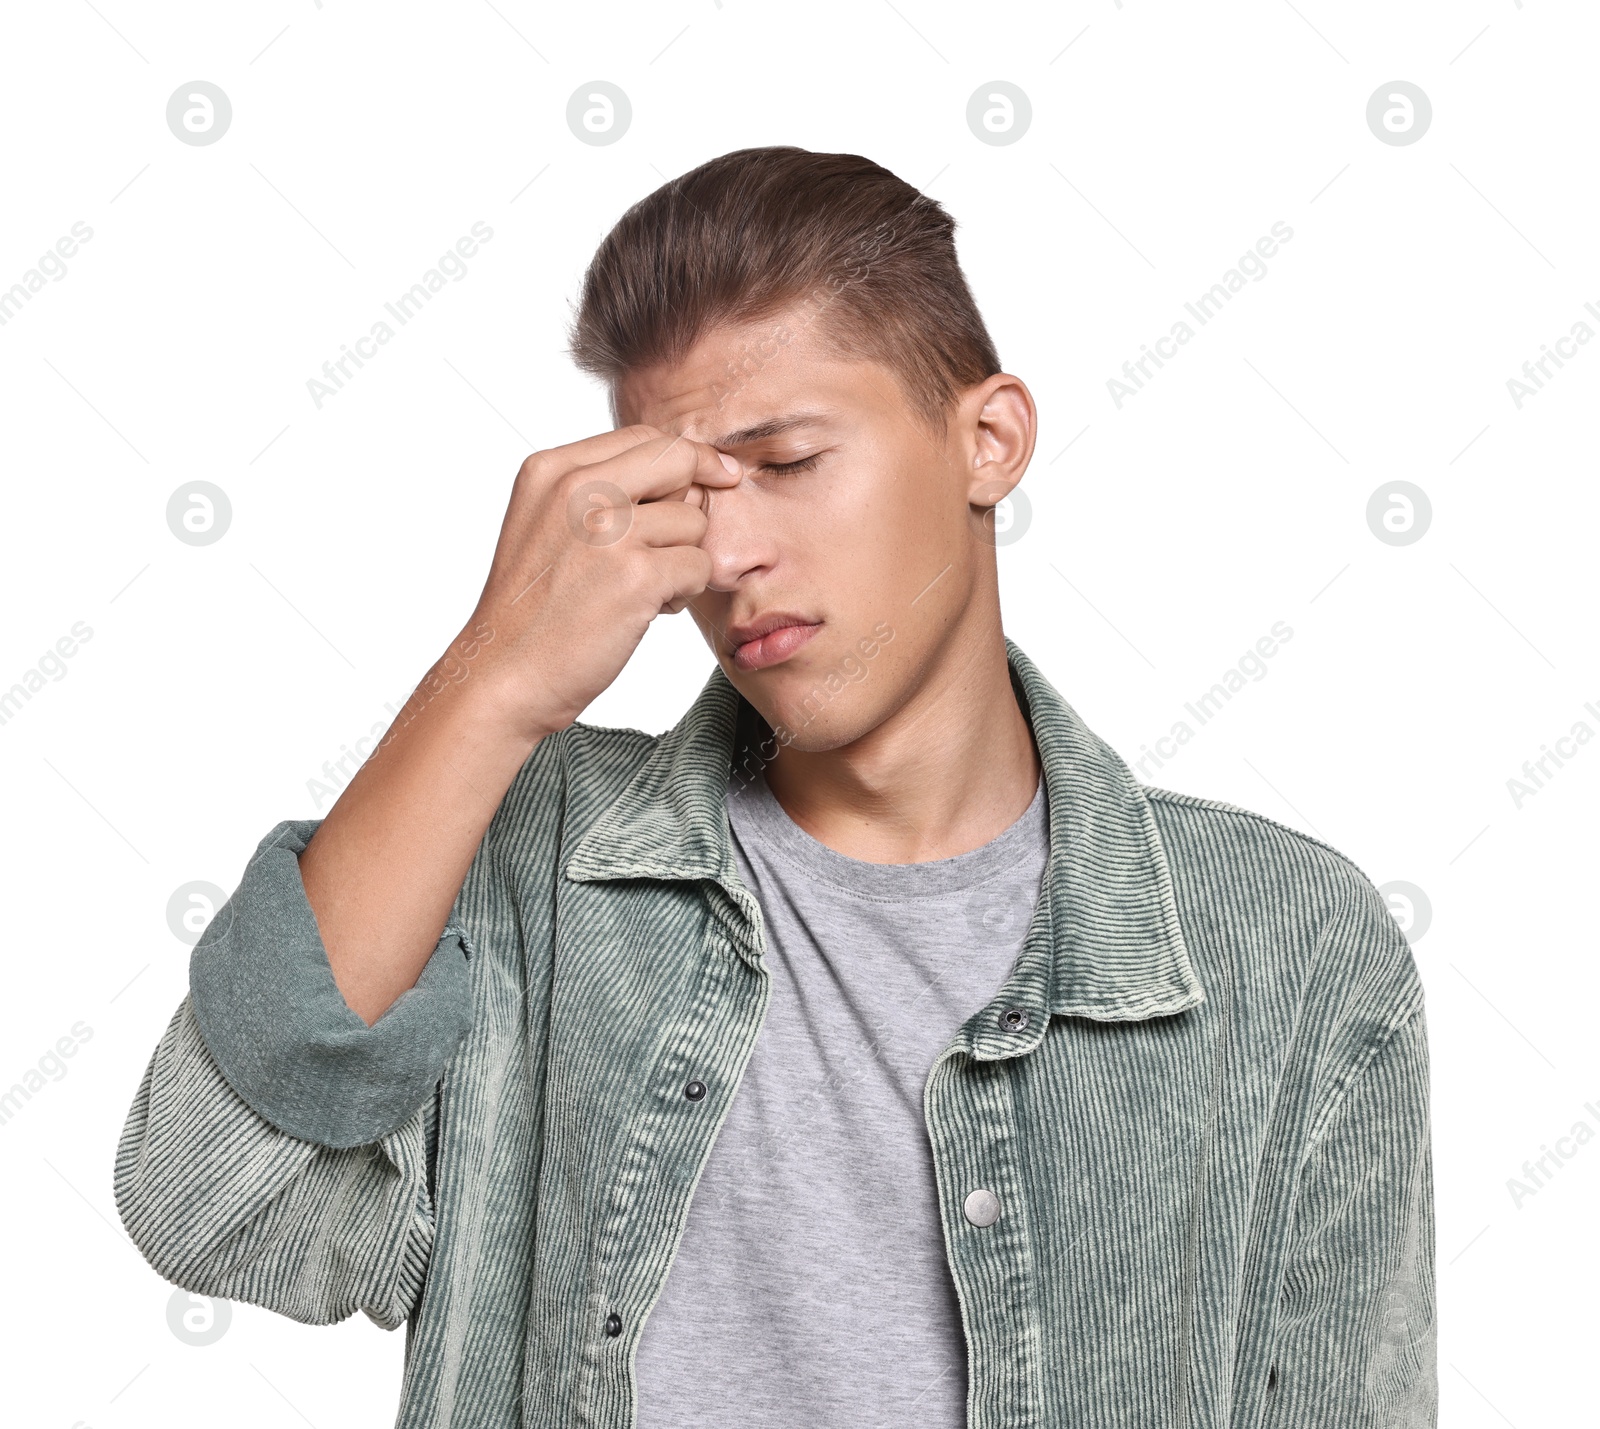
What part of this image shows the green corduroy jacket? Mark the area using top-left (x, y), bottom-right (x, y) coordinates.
top-left (114, 641), bottom-right (1435, 1428)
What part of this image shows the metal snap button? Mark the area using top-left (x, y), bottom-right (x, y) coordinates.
top-left (604, 1312), bottom-right (623, 1337)
top-left (684, 1080), bottom-right (707, 1101)
top-left (963, 1188), bottom-right (1001, 1226)
top-left (999, 1006), bottom-right (1029, 1032)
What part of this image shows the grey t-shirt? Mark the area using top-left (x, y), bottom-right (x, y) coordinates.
top-left (632, 767), bottom-right (1050, 1428)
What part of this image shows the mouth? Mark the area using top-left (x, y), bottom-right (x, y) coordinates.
top-left (725, 614), bottom-right (823, 673)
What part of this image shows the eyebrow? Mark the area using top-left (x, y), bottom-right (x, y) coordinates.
top-left (711, 409), bottom-right (839, 449)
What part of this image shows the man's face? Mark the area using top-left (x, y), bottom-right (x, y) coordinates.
top-left (614, 306), bottom-right (1028, 752)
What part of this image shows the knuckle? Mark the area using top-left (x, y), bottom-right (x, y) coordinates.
top-left (562, 476), bottom-right (632, 547)
top-left (519, 449), bottom-right (555, 484)
top-left (623, 549), bottom-right (659, 596)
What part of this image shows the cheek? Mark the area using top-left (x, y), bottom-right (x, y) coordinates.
top-left (762, 471), bottom-right (871, 560)
top-left (838, 454), bottom-right (947, 544)
top-left (771, 452), bottom-right (965, 604)
top-left (867, 463), bottom-right (967, 568)
top-left (809, 496), bottom-right (909, 596)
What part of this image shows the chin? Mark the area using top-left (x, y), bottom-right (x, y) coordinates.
top-left (721, 618), bottom-right (905, 751)
top-left (767, 719), bottom-right (862, 755)
top-left (736, 677), bottom-right (884, 754)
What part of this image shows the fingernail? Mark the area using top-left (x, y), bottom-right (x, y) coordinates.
top-left (718, 451), bottom-right (739, 476)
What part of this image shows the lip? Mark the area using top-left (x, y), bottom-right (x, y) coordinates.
top-left (726, 614), bottom-right (822, 672)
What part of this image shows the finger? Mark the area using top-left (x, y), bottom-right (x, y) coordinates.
top-left (650, 544), bottom-right (713, 603)
top-left (654, 476), bottom-right (720, 509)
top-left (630, 500), bottom-right (708, 549)
top-left (588, 433), bottom-right (741, 505)
top-left (527, 423), bottom-right (668, 475)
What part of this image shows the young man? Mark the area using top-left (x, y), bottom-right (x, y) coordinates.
top-left (115, 147), bottom-right (1435, 1428)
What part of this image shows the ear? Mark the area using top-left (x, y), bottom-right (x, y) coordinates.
top-left (961, 374), bottom-right (1036, 510)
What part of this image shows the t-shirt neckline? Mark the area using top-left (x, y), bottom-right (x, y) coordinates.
top-left (725, 767), bottom-right (1048, 901)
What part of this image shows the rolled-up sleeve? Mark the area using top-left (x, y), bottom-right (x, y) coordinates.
top-left (187, 818), bottom-right (476, 1150)
top-left (115, 993), bottom-right (439, 1329)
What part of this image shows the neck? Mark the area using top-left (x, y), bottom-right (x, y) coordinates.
top-left (760, 620), bottom-right (1041, 864)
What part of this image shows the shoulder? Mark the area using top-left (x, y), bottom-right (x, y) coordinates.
top-left (1141, 780), bottom-right (1424, 1039)
top-left (1142, 782), bottom-right (1385, 900)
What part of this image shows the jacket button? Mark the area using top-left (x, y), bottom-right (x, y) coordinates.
top-left (684, 1080), bottom-right (707, 1101)
top-left (604, 1312), bottom-right (623, 1337)
top-left (999, 1006), bottom-right (1029, 1032)
top-left (963, 1188), bottom-right (1001, 1226)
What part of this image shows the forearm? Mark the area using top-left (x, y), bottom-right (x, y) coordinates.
top-left (295, 429), bottom-right (733, 1028)
top-left (299, 630), bottom-right (540, 1026)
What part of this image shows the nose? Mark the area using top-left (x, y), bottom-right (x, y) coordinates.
top-left (701, 473), bottom-right (776, 593)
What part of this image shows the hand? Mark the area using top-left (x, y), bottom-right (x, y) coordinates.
top-left (455, 424), bottom-right (741, 744)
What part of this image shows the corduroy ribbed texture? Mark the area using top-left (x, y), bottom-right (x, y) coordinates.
top-left (113, 641), bottom-right (1435, 1428)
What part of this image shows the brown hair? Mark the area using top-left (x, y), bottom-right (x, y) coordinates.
top-left (565, 146), bottom-right (1001, 439)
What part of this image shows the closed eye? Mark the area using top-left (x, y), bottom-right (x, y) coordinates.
top-left (759, 452), bottom-right (824, 476)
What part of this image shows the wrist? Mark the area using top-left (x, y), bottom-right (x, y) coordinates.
top-left (433, 621), bottom-right (568, 751)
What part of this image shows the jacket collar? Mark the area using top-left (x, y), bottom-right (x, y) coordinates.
top-left (565, 640), bottom-right (1204, 1024)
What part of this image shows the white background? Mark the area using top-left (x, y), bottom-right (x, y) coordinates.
top-left (2, 1), bottom-right (1594, 1425)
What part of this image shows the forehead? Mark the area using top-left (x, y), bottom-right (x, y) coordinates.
top-left (615, 307), bottom-right (875, 444)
